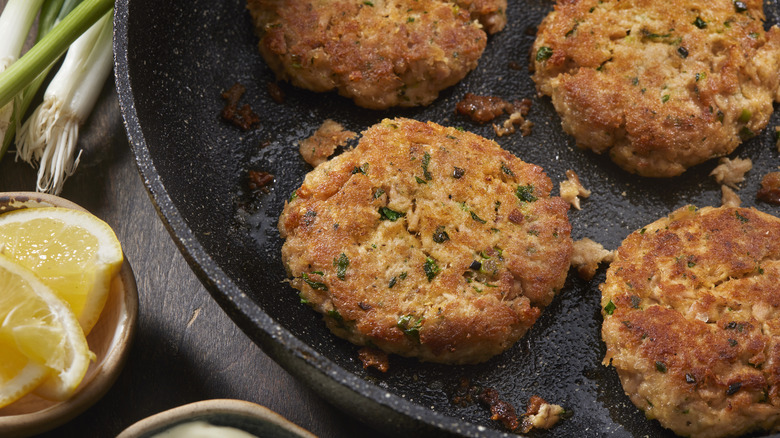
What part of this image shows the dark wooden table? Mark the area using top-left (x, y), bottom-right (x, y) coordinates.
top-left (0, 63), bottom-right (372, 438)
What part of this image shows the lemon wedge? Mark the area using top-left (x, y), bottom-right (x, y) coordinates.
top-left (0, 207), bottom-right (124, 335)
top-left (0, 253), bottom-right (92, 406)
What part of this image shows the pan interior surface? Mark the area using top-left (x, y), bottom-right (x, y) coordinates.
top-left (116, 0), bottom-right (780, 436)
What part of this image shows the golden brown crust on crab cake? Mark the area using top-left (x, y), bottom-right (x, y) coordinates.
top-left (278, 118), bottom-right (572, 364)
top-left (601, 206), bottom-right (780, 438)
top-left (532, 0), bottom-right (780, 177)
top-left (246, 0), bottom-right (505, 109)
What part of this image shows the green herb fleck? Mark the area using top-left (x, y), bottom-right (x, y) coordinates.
top-left (728, 338), bottom-right (738, 347)
top-left (301, 273), bottom-right (328, 290)
top-left (397, 314), bottom-right (423, 341)
top-left (516, 184), bottom-right (537, 202)
top-left (677, 47), bottom-right (689, 58)
top-left (399, 272), bottom-right (408, 280)
top-left (363, 1), bottom-right (374, 5)
top-left (734, 1), bottom-right (748, 12)
top-left (422, 152), bottom-right (433, 180)
top-left (501, 162), bottom-right (515, 177)
top-left (352, 163), bottom-right (369, 174)
top-left (424, 257), bottom-right (440, 281)
top-left (452, 166), bottom-right (465, 179)
top-left (604, 300), bottom-right (616, 315)
top-left (630, 295), bottom-right (641, 309)
top-left (738, 109), bottom-right (752, 123)
top-left (327, 309), bottom-right (343, 323)
top-left (415, 176), bottom-right (427, 184)
top-left (379, 207), bottom-right (405, 221)
top-left (693, 17), bottom-right (707, 28)
top-left (334, 253), bottom-right (349, 280)
top-left (389, 276), bottom-right (397, 288)
top-left (656, 361), bottom-right (667, 373)
top-left (470, 211), bottom-right (487, 224)
top-left (662, 94), bottom-right (670, 103)
top-left (373, 188), bottom-right (385, 199)
top-left (536, 46), bottom-right (553, 61)
top-left (644, 31), bottom-right (672, 40)
top-left (289, 191), bottom-right (298, 202)
top-left (735, 211), bottom-right (749, 223)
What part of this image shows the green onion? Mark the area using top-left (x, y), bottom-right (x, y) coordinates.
top-left (1, 0), bottom-right (84, 159)
top-left (301, 272), bottom-right (328, 290)
top-left (0, 0), bottom-right (113, 178)
top-left (379, 206), bottom-right (405, 221)
top-left (334, 253), bottom-right (349, 280)
top-left (16, 8), bottom-right (114, 194)
top-left (397, 314), bottom-right (423, 342)
top-left (738, 108), bottom-right (751, 123)
top-left (423, 257), bottom-right (440, 281)
top-left (0, 0), bottom-right (113, 110)
top-left (536, 46), bottom-right (553, 61)
top-left (0, 0), bottom-right (47, 156)
top-left (516, 184), bottom-right (537, 202)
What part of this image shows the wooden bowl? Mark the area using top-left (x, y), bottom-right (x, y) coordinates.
top-left (116, 399), bottom-right (318, 438)
top-left (0, 192), bottom-right (139, 438)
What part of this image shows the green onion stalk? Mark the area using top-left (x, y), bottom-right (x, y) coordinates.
top-left (17, 8), bottom-right (114, 194)
top-left (1, 0), bottom-right (85, 159)
top-left (0, 0), bottom-right (47, 156)
top-left (0, 0), bottom-right (113, 164)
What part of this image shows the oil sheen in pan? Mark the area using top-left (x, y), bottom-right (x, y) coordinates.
top-left (117, 0), bottom-right (780, 436)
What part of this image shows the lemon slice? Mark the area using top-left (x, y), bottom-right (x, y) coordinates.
top-left (0, 207), bottom-right (124, 335)
top-left (0, 254), bottom-right (91, 406)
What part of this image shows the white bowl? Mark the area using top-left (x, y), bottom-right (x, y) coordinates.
top-left (0, 192), bottom-right (139, 438)
top-left (117, 399), bottom-right (318, 438)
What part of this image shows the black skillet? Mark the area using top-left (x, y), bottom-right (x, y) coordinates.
top-left (114, 0), bottom-right (780, 436)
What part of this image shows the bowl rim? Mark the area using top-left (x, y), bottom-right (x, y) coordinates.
top-left (116, 399), bottom-right (318, 438)
top-left (0, 191), bottom-right (139, 438)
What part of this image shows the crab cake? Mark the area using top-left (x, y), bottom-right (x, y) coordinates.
top-left (601, 206), bottom-right (780, 437)
top-left (532, 0), bottom-right (780, 177)
top-left (278, 118), bottom-right (572, 364)
top-left (247, 0), bottom-right (506, 109)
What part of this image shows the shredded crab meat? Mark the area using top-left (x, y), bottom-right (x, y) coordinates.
top-left (571, 238), bottom-right (614, 280)
top-left (721, 185), bottom-right (741, 207)
top-left (559, 170), bottom-right (591, 210)
top-left (709, 157), bottom-right (753, 189)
